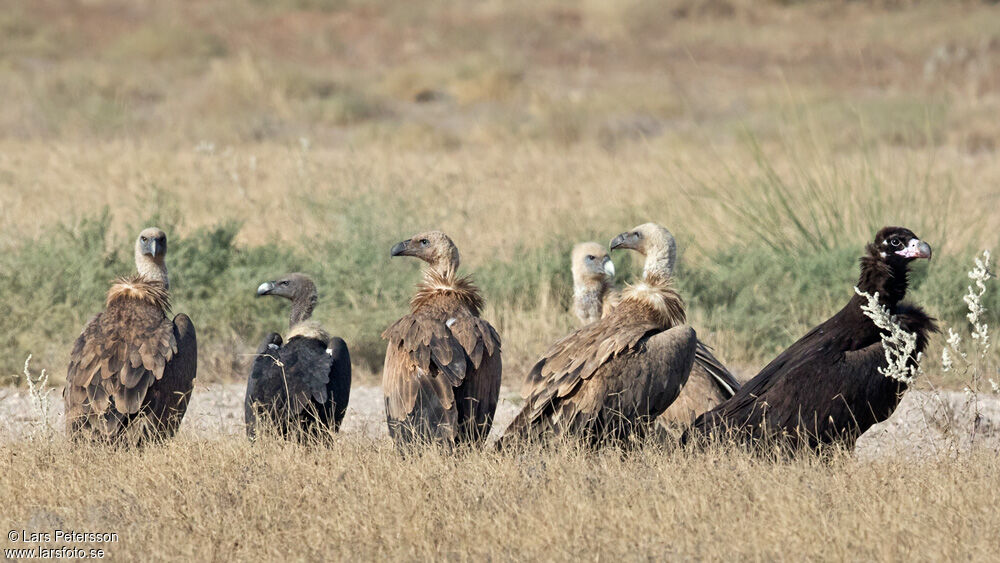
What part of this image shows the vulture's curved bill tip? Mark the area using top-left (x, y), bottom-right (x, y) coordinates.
top-left (603, 258), bottom-right (616, 277)
top-left (896, 239), bottom-right (932, 260)
top-left (609, 231), bottom-right (637, 251)
top-left (390, 240), bottom-right (411, 257)
top-left (257, 282), bottom-right (275, 296)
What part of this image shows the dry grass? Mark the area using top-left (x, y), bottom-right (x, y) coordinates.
top-left (1, 435), bottom-right (998, 561)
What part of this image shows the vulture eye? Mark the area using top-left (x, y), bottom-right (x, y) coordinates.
top-left (586, 255), bottom-right (595, 261)
top-left (141, 236), bottom-right (148, 242)
top-left (890, 238), bottom-right (902, 247)
top-left (280, 280), bottom-right (289, 286)
top-left (420, 239), bottom-right (429, 247)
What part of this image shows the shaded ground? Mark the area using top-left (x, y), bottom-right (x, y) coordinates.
top-left (3, 383), bottom-right (998, 458)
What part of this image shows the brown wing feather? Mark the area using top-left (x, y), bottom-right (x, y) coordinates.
top-left (143, 313), bottom-right (197, 439)
top-left (450, 317), bottom-right (502, 444)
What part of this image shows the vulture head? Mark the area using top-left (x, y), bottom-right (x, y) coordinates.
top-left (390, 231), bottom-right (460, 277)
top-left (134, 227), bottom-right (170, 288)
top-left (257, 273), bottom-right (318, 328)
top-left (610, 223), bottom-right (677, 279)
top-left (572, 242), bottom-right (615, 285)
top-left (871, 226), bottom-right (932, 266)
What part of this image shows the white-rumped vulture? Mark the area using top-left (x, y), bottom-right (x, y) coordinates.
top-left (244, 273), bottom-right (351, 440)
top-left (687, 227), bottom-right (937, 452)
top-left (64, 228), bottom-right (197, 444)
top-left (570, 234), bottom-right (741, 430)
top-left (502, 223), bottom-right (697, 446)
top-left (382, 231), bottom-right (502, 448)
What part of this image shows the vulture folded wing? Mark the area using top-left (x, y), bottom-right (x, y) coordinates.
top-left (326, 337), bottom-right (352, 431)
top-left (449, 317), bottom-right (502, 442)
top-left (693, 342), bottom-right (740, 398)
top-left (144, 313), bottom-right (197, 437)
top-left (279, 336), bottom-right (334, 414)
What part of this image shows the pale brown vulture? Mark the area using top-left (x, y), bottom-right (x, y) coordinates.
top-left (381, 231), bottom-right (502, 448)
top-left (502, 223), bottom-right (697, 446)
top-left (569, 235), bottom-right (740, 431)
top-left (687, 227), bottom-right (937, 453)
top-left (245, 273), bottom-right (351, 440)
top-left (64, 228), bottom-right (197, 444)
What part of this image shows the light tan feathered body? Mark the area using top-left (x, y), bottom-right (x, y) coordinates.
top-left (383, 232), bottom-right (502, 448)
top-left (64, 276), bottom-right (197, 444)
top-left (504, 274), bottom-right (697, 445)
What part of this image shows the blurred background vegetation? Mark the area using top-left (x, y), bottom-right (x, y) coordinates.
top-left (0, 0), bottom-right (997, 387)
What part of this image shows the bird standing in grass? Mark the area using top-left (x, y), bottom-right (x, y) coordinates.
top-left (64, 228), bottom-right (197, 445)
top-left (245, 273), bottom-right (351, 440)
top-left (688, 226), bottom-right (937, 452)
top-left (503, 223), bottom-right (697, 446)
top-left (382, 231), bottom-right (502, 448)
top-left (569, 233), bottom-right (741, 433)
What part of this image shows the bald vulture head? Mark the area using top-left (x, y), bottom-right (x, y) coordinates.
top-left (610, 223), bottom-right (677, 279)
top-left (257, 273), bottom-right (318, 328)
top-left (571, 241), bottom-right (616, 325)
top-left (134, 227), bottom-right (169, 289)
top-left (390, 231), bottom-right (461, 277)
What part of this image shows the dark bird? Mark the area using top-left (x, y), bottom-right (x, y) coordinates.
top-left (382, 231), bottom-right (502, 448)
top-left (687, 226), bottom-right (937, 452)
top-left (503, 223), bottom-right (698, 446)
top-left (64, 228), bottom-right (197, 444)
top-left (569, 234), bottom-right (741, 432)
top-left (244, 273), bottom-right (351, 440)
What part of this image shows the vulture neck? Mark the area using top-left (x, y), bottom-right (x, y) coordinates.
top-left (135, 251), bottom-right (169, 290)
top-left (288, 291), bottom-right (318, 329)
top-left (856, 249), bottom-right (911, 309)
top-left (642, 252), bottom-right (675, 280)
top-left (573, 276), bottom-right (613, 325)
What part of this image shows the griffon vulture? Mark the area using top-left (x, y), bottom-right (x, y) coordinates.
top-left (570, 235), bottom-right (741, 430)
top-left (502, 223), bottom-right (697, 446)
top-left (687, 227), bottom-right (937, 452)
top-left (244, 273), bottom-right (351, 440)
top-left (382, 231), bottom-right (502, 448)
top-left (64, 228), bottom-right (197, 444)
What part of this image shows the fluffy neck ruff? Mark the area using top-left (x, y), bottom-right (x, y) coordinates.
top-left (411, 268), bottom-right (484, 316)
top-left (620, 273), bottom-right (686, 327)
top-left (134, 249), bottom-right (169, 290)
top-left (106, 275), bottom-right (171, 313)
top-left (857, 243), bottom-right (911, 307)
top-left (286, 320), bottom-right (330, 343)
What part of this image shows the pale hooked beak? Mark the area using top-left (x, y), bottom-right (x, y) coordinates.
top-left (256, 281), bottom-right (275, 296)
top-left (895, 239), bottom-right (932, 260)
top-left (603, 257), bottom-right (616, 277)
top-left (149, 240), bottom-right (158, 257)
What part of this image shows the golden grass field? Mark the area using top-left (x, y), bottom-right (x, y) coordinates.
top-left (2, 0), bottom-right (1000, 560)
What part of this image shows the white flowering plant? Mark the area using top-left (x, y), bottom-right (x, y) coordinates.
top-left (854, 286), bottom-right (923, 384)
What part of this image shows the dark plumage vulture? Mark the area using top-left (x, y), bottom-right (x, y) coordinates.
top-left (503, 223), bottom-right (698, 446)
top-left (688, 227), bottom-right (937, 452)
top-left (381, 231), bottom-right (502, 448)
top-left (64, 228), bottom-right (197, 444)
top-left (569, 235), bottom-right (741, 430)
top-left (244, 273), bottom-right (351, 440)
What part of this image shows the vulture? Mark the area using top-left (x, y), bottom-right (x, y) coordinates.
top-left (687, 226), bottom-right (937, 452)
top-left (502, 223), bottom-right (698, 446)
top-left (244, 273), bottom-right (351, 440)
top-left (570, 237), bottom-right (741, 430)
top-left (381, 231), bottom-right (502, 448)
top-left (64, 228), bottom-right (197, 444)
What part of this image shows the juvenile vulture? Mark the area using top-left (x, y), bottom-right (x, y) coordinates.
top-left (64, 228), bottom-right (197, 444)
top-left (503, 223), bottom-right (697, 446)
top-left (688, 227), bottom-right (937, 452)
top-left (382, 231), bottom-right (502, 448)
top-left (244, 273), bottom-right (351, 440)
top-left (570, 236), bottom-right (741, 429)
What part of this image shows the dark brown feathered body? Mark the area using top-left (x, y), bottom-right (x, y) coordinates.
top-left (64, 276), bottom-right (197, 444)
top-left (504, 276), bottom-right (698, 446)
top-left (657, 343), bottom-right (740, 429)
top-left (688, 228), bottom-right (937, 452)
top-left (382, 271), bottom-right (502, 448)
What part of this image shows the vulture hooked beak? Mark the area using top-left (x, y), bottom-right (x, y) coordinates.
top-left (257, 281), bottom-right (275, 297)
top-left (610, 231), bottom-right (639, 251)
top-left (896, 239), bottom-right (932, 260)
top-left (603, 257), bottom-right (616, 277)
top-left (390, 239), bottom-right (412, 257)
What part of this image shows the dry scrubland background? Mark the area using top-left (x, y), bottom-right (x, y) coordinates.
top-left (2, 1), bottom-right (1000, 560)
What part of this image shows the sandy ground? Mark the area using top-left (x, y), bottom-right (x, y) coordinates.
top-left (3, 383), bottom-right (999, 458)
